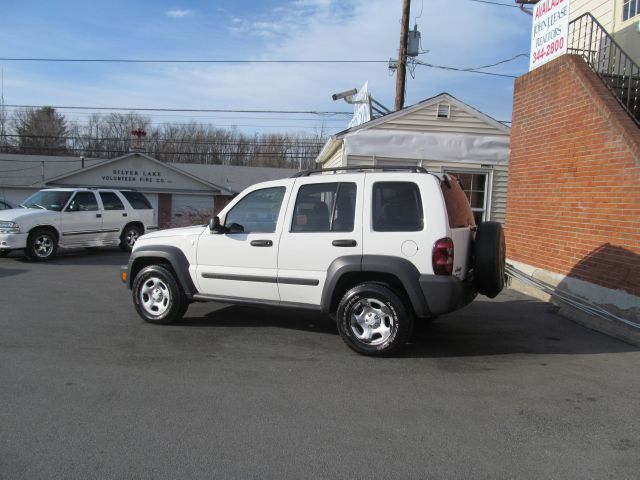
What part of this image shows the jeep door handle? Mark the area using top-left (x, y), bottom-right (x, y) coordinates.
top-left (122, 213), bottom-right (128, 217)
top-left (250, 240), bottom-right (273, 247)
top-left (332, 239), bottom-right (357, 247)
top-left (96, 213), bottom-right (102, 218)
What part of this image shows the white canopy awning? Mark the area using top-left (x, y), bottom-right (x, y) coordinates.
top-left (342, 129), bottom-right (510, 165)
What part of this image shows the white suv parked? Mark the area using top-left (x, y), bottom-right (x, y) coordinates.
top-left (121, 167), bottom-right (505, 356)
top-left (0, 188), bottom-right (156, 261)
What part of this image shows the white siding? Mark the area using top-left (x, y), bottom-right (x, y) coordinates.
top-left (370, 103), bottom-right (509, 136)
top-left (490, 165), bottom-right (509, 224)
top-left (323, 146), bottom-right (344, 169)
top-left (570, 0), bottom-right (615, 31)
top-left (145, 193), bottom-right (159, 225)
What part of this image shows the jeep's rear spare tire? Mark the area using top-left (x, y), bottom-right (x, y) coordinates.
top-left (473, 221), bottom-right (506, 298)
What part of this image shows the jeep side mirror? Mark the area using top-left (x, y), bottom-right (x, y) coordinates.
top-left (209, 216), bottom-right (226, 234)
top-left (227, 222), bottom-right (245, 234)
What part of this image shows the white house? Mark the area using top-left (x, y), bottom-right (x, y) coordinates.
top-left (315, 93), bottom-right (511, 225)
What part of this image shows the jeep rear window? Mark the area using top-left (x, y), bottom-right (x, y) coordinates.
top-left (440, 175), bottom-right (476, 228)
top-left (372, 182), bottom-right (424, 232)
top-left (121, 191), bottom-right (152, 209)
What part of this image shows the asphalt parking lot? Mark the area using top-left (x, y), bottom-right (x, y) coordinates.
top-left (1, 249), bottom-right (639, 479)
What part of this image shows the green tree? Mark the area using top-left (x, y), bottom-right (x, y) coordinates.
top-left (13, 106), bottom-right (68, 155)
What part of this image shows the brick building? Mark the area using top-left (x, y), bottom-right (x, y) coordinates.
top-left (506, 53), bottom-right (639, 325)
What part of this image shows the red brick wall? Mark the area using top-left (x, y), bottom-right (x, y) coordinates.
top-left (158, 193), bottom-right (172, 229)
top-left (506, 55), bottom-right (640, 296)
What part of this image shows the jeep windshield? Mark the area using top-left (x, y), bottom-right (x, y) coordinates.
top-left (21, 191), bottom-right (73, 211)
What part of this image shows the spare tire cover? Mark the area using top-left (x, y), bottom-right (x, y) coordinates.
top-left (473, 221), bottom-right (506, 298)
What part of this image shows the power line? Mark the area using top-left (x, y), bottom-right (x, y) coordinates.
top-left (4, 104), bottom-right (351, 116)
top-left (0, 147), bottom-right (321, 157)
top-left (0, 133), bottom-right (325, 146)
top-left (463, 53), bottom-right (529, 71)
top-left (414, 60), bottom-right (519, 78)
top-left (469, 0), bottom-right (521, 8)
top-left (0, 58), bottom-right (389, 64)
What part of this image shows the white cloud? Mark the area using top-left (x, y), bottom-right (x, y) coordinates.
top-left (166, 9), bottom-right (193, 18)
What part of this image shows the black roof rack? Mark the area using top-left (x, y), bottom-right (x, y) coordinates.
top-left (291, 165), bottom-right (429, 177)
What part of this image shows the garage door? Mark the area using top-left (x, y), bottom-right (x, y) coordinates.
top-left (171, 194), bottom-right (214, 227)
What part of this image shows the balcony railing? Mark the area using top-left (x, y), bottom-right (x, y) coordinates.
top-left (568, 12), bottom-right (640, 126)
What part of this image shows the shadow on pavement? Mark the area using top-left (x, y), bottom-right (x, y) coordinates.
top-left (0, 266), bottom-right (28, 278)
top-left (180, 293), bottom-right (637, 358)
top-left (8, 248), bottom-right (130, 267)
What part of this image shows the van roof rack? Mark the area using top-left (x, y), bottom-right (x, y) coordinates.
top-left (291, 165), bottom-right (429, 177)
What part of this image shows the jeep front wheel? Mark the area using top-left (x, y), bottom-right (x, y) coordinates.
top-left (132, 265), bottom-right (188, 324)
top-left (336, 283), bottom-right (414, 356)
top-left (25, 229), bottom-right (58, 262)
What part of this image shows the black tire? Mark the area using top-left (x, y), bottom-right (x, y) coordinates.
top-left (132, 265), bottom-right (187, 324)
top-left (473, 221), bottom-right (506, 298)
top-left (25, 229), bottom-right (58, 262)
top-left (120, 224), bottom-right (143, 252)
top-left (336, 282), bottom-right (414, 356)
top-left (0, 249), bottom-right (10, 257)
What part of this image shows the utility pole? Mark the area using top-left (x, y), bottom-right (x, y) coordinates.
top-left (394, 0), bottom-right (411, 111)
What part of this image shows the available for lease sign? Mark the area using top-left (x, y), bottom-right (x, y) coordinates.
top-left (529, 0), bottom-right (570, 71)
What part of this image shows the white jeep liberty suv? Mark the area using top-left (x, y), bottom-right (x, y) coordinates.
top-left (121, 166), bottom-right (505, 356)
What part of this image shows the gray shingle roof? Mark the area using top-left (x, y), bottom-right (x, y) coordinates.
top-left (0, 152), bottom-right (297, 193)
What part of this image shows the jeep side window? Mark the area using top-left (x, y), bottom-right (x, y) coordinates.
top-left (372, 182), bottom-right (424, 232)
top-left (99, 192), bottom-right (125, 210)
top-left (224, 187), bottom-right (285, 233)
top-left (291, 182), bottom-right (356, 233)
top-left (68, 192), bottom-right (99, 212)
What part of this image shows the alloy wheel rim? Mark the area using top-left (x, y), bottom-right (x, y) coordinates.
top-left (126, 229), bottom-right (139, 247)
top-left (349, 297), bottom-right (394, 346)
top-left (139, 277), bottom-right (171, 316)
top-left (34, 235), bottom-right (54, 257)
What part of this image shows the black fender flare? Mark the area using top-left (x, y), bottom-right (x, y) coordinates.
top-left (320, 255), bottom-right (430, 317)
top-left (127, 245), bottom-right (197, 298)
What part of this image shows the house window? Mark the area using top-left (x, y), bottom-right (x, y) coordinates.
top-left (445, 171), bottom-right (488, 225)
top-left (436, 103), bottom-right (451, 119)
top-left (623, 0), bottom-right (639, 21)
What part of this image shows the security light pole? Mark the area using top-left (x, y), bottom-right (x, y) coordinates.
top-left (394, 0), bottom-right (411, 111)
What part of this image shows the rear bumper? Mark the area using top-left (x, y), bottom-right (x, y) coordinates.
top-left (419, 274), bottom-right (477, 317)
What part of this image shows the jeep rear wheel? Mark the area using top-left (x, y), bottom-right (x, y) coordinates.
top-left (473, 221), bottom-right (506, 298)
top-left (336, 283), bottom-right (414, 356)
top-left (132, 265), bottom-right (188, 324)
top-left (25, 229), bottom-right (57, 262)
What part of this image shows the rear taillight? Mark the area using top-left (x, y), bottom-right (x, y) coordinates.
top-left (432, 237), bottom-right (454, 275)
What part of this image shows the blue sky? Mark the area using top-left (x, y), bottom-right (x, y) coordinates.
top-left (0, 0), bottom-right (533, 135)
